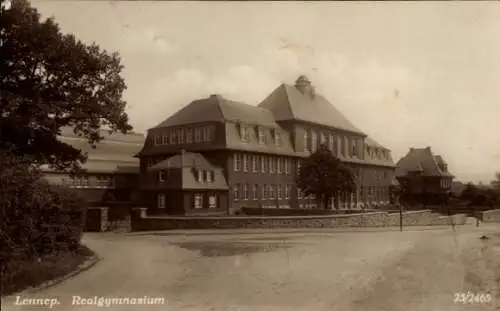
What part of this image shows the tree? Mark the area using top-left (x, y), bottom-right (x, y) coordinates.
top-left (296, 144), bottom-right (356, 210)
top-left (1, 0), bottom-right (132, 172)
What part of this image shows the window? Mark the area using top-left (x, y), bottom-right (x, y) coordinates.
top-left (269, 185), bottom-right (275, 199)
top-left (171, 130), bottom-right (178, 144)
top-left (177, 128), bottom-right (184, 144)
top-left (285, 185), bottom-right (290, 199)
top-left (162, 134), bottom-right (168, 145)
top-left (240, 125), bottom-right (249, 142)
top-left (73, 175), bottom-right (89, 187)
top-left (273, 129), bottom-right (281, 146)
top-left (320, 132), bottom-right (326, 145)
top-left (252, 184), bottom-right (258, 200)
top-left (277, 158), bottom-right (282, 174)
top-left (285, 158), bottom-right (290, 175)
top-left (298, 188), bottom-right (303, 199)
top-left (233, 185), bottom-right (239, 201)
top-left (234, 153), bottom-right (240, 172)
top-left (193, 193), bottom-right (203, 209)
top-left (206, 170), bottom-right (213, 183)
top-left (168, 131), bottom-right (175, 144)
top-left (194, 128), bottom-right (202, 142)
top-left (304, 130), bottom-right (310, 152)
top-left (339, 137), bottom-right (345, 156)
top-left (261, 156), bottom-right (266, 173)
top-left (297, 161), bottom-right (301, 175)
top-left (155, 135), bottom-right (162, 145)
top-left (159, 171), bottom-right (165, 182)
top-left (203, 126), bottom-right (213, 141)
top-left (252, 155), bottom-right (258, 172)
top-left (186, 128), bottom-right (193, 143)
top-left (269, 157), bottom-right (274, 174)
top-left (311, 131), bottom-right (318, 152)
top-left (208, 195), bottom-right (217, 208)
top-left (262, 184), bottom-right (268, 199)
top-left (96, 175), bottom-right (111, 187)
top-left (197, 169), bottom-right (203, 183)
top-left (243, 184), bottom-right (249, 200)
top-left (277, 185), bottom-right (282, 199)
top-left (329, 135), bottom-right (335, 154)
top-left (258, 128), bottom-right (265, 144)
top-left (243, 154), bottom-right (249, 172)
top-left (158, 194), bottom-right (166, 209)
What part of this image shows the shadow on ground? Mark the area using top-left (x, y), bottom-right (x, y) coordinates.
top-left (170, 241), bottom-right (295, 257)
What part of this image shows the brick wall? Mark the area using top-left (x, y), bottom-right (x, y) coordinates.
top-left (481, 209), bottom-right (500, 223)
top-left (130, 208), bottom-right (466, 231)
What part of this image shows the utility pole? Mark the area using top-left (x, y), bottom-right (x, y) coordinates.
top-left (399, 202), bottom-right (403, 232)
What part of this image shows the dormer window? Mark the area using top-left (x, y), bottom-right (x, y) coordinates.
top-left (169, 130), bottom-right (175, 144)
top-left (311, 131), bottom-right (317, 152)
top-left (177, 128), bottom-right (184, 144)
top-left (240, 124), bottom-right (249, 142)
top-left (320, 132), bottom-right (326, 145)
top-left (194, 128), bottom-right (202, 142)
top-left (206, 170), bottom-right (214, 183)
top-left (203, 126), bottom-right (214, 141)
top-left (154, 135), bottom-right (162, 145)
top-left (186, 128), bottom-right (193, 143)
top-left (273, 130), bottom-right (281, 146)
top-left (304, 130), bottom-right (310, 152)
top-left (197, 169), bottom-right (203, 183)
top-left (257, 127), bottom-right (265, 144)
top-left (162, 134), bottom-right (168, 145)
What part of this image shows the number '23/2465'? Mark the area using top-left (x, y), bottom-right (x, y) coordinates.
top-left (453, 292), bottom-right (492, 304)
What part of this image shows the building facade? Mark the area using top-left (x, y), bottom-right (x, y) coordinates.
top-left (136, 76), bottom-right (395, 215)
top-left (395, 147), bottom-right (454, 205)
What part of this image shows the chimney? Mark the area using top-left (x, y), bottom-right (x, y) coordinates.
top-left (294, 75), bottom-right (316, 99)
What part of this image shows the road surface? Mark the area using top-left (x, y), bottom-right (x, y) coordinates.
top-left (2, 224), bottom-right (499, 311)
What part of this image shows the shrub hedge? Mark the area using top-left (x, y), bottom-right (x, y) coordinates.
top-left (0, 151), bottom-right (87, 295)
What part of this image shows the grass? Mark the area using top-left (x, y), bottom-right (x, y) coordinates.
top-left (0, 245), bottom-right (96, 297)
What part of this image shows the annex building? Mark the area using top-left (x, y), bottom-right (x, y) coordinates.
top-left (135, 76), bottom-right (395, 215)
top-left (395, 147), bottom-right (454, 205)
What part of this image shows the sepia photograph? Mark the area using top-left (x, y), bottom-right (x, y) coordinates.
top-left (1, 0), bottom-right (499, 310)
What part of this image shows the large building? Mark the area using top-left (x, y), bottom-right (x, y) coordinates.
top-left (395, 146), bottom-right (454, 205)
top-left (42, 127), bottom-right (144, 205)
top-left (136, 76), bottom-right (395, 215)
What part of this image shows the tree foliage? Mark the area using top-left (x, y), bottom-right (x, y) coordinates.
top-left (460, 182), bottom-right (498, 207)
top-left (1, 0), bottom-right (132, 172)
top-left (296, 144), bottom-right (356, 209)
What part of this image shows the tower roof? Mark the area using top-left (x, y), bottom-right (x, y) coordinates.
top-left (258, 80), bottom-right (365, 135)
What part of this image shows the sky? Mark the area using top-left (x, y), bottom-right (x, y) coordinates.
top-left (32, 1), bottom-right (500, 183)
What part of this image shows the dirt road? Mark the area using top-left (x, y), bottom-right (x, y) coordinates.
top-left (2, 225), bottom-right (499, 311)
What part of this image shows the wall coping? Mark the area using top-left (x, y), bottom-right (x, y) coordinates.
top-left (482, 209), bottom-right (500, 214)
top-left (143, 210), bottom-right (433, 221)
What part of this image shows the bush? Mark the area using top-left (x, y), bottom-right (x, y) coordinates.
top-left (0, 151), bottom-right (87, 289)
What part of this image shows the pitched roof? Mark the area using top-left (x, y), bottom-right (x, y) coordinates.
top-left (365, 137), bottom-right (390, 150)
top-left (395, 147), bottom-right (453, 177)
top-left (434, 155), bottom-right (446, 166)
top-left (152, 94), bottom-right (277, 129)
top-left (258, 82), bottom-right (365, 135)
top-left (41, 128), bottom-right (143, 174)
top-left (149, 151), bottom-right (214, 171)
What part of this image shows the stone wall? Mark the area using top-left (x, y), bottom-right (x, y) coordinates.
top-left (130, 208), bottom-right (467, 231)
top-left (481, 209), bottom-right (500, 223)
top-left (84, 207), bottom-right (131, 232)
